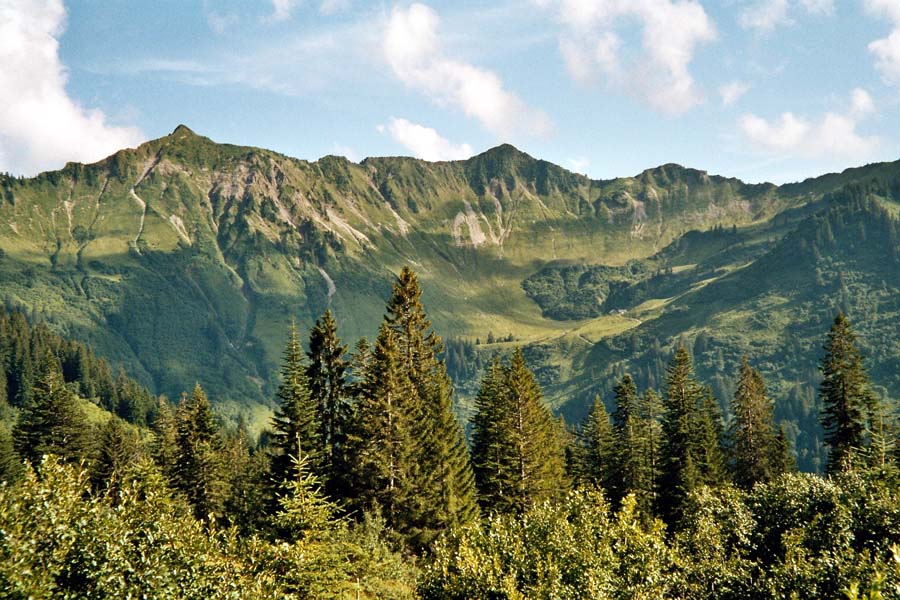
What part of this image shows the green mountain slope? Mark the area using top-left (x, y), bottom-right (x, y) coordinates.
top-left (0, 127), bottom-right (800, 408)
top-left (0, 125), bottom-right (898, 461)
top-left (554, 186), bottom-right (900, 471)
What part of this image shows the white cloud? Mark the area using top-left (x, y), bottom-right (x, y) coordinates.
top-left (738, 88), bottom-right (879, 158)
top-left (0, 0), bottom-right (143, 176)
top-left (797, 0), bottom-right (834, 15)
top-left (205, 10), bottom-right (238, 34)
top-left (384, 3), bottom-right (551, 137)
top-left (865, 0), bottom-right (900, 84)
top-left (319, 0), bottom-right (350, 15)
top-left (269, 0), bottom-right (299, 22)
top-left (378, 117), bottom-right (473, 161)
top-left (719, 81), bottom-right (751, 106)
top-left (537, 0), bottom-right (717, 115)
top-left (738, 0), bottom-right (834, 32)
top-left (739, 0), bottom-right (790, 30)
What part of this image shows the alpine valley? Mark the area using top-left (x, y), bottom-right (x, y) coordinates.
top-left (2, 125), bottom-right (899, 471)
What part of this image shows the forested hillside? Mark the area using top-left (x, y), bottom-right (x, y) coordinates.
top-left (2, 127), bottom-right (900, 472)
top-left (2, 268), bottom-right (900, 598)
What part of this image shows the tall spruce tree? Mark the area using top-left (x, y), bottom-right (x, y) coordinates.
top-left (610, 374), bottom-right (654, 510)
top-left (151, 397), bottom-right (179, 482)
top-left (470, 348), bottom-right (567, 515)
top-left (580, 393), bottom-right (615, 491)
top-left (270, 322), bottom-right (319, 488)
top-left (641, 388), bottom-right (664, 512)
top-left (173, 384), bottom-right (226, 521)
top-left (820, 312), bottom-right (876, 473)
top-left (305, 309), bottom-right (349, 493)
top-left (383, 267), bottom-right (477, 538)
top-left (728, 357), bottom-right (784, 488)
top-left (13, 362), bottom-right (88, 466)
top-left (658, 346), bottom-right (704, 524)
top-left (695, 386), bottom-right (727, 486)
top-left (471, 356), bottom-right (512, 510)
top-left (346, 323), bottom-right (420, 535)
top-left (92, 416), bottom-right (142, 492)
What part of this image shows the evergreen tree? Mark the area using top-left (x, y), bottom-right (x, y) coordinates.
top-left (641, 388), bottom-right (664, 512)
top-left (728, 357), bottom-right (784, 488)
top-left (0, 425), bottom-right (22, 483)
top-left (470, 348), bottom-right (567, 515)
top-left (695, 386), bottom-right (726, 486)
top-left (306, 309), bottom-right (349, 494)
top-left (346, 324), bottom-right (420, 535)
top-left (819, 313), bottom-right (875, 474)
top-left (610, 374), bottom-right (655, 510)
top-left (272, 445), bottom-right (338, 542)
top-left (150, 397), bottom-right (179, 482)
top-left (270, 322), bottom-right (319, 488)
top-left (173, 384), bottom-right (226, 521)
top-left (13, 362), bottom-right (88, 466)
top-left (658, 346), bottom-right (704, 524)
top-left (224, 420), bottom-right (270, 533)
top-left (580, 393), bottom-right (614, 491)
top-left (471, 356), bottom-right (512, 510)
top-left (772, 424), bottom-right (796, 476)
top-left (92, 417), bottom-right (142, 492)
top-left (383, 267), bottom-right (478, 538)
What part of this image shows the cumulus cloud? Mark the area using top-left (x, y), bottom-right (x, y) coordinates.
top-left (865, 0), bottom-right (900, 84)
top-left (738, 88), bottom-right (878, 158)
top-left (383, 3), bottom-right (551, 137)
top-left (536, 0), bottom-right (717, 115)
top-left (377, 117), bottom-right (473, 161)
top-left (0, 0), bottom-right (143, 176)
top-left (319, 0), bottom-right (350, 15)
top-left (268, 0), bottom-right (299, 22)
top-left (738, 0), bottom-right (834, 32)
top-left (719, 81), bottom-right (751, 106)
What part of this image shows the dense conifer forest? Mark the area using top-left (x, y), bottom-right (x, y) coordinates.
top-left (2, 267), bottom-right (900, 598)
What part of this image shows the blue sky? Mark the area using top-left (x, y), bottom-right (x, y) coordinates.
top-left (2, 0), bottom-right (900, 183)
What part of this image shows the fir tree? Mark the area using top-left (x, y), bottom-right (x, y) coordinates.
top-left (471, 356), bottom-right (512, 510)
top-left (580, 393), bottom-right (614, 491)
top-left (383, 267), bottom-right (478, 538)
top-left (272, 445), bottom-right (338, 542)
top-left (13, 362), bottom-right (88, 466)
top-left (610, 374), bottom-right (654, 510)
top-left (819, 313), bottom-right (875, 474)
top-left (695, 386), bottom-right (727, 486)
top-left (346, 324), bottom-right (421, 534)
top-left (306, 309), bottom-right (349, 494)
top-left (150, 397), bottom-right (179, 482)
top-left (471, 348), bottom-right (567, 515)
top-left (658, 346), bottom-right (704, 524)
top-left (728, 357), bottom-right (783, 488)
top-left (641, 388), bottom-right (664, 512)
top-left (270, 322), bottom-right (319, 488)
top-left (92, 416), bottom-right (142, 492)
top-left (173, 384), bottom-right (226, 521)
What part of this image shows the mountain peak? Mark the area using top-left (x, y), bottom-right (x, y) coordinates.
top-left (171, 124), bottom-right (197, 137)
top-left (476, 143), bottom-right (530, 160)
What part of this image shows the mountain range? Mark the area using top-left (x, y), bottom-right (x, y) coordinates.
top-left (2, 125), bottom-right (899, 470)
